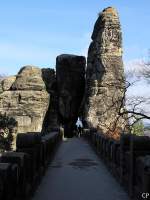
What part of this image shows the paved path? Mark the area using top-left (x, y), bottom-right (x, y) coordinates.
top-left (32, 138), bottom-right (129, 200)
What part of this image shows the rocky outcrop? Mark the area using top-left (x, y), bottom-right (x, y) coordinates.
top-left (41, 69), bottom-right (59, 133)
top-left (1, 76), bottom-right (16, 91)
top-left (11, 66), bottom-right (46, 91)
top-left (0, 80), bottom-right (3, 94)
top-left (41, 80), bottom-right (59, 134)
top-left (56, 54), bottom-right (86, 137)
top-left (83, 7), bottom-right (126, 138)
top-left (0, 7), bottom-right (127, 139)
top-left (0, 66), bottom-right (55, 133)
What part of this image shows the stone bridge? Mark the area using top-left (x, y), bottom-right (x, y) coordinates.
top-left (0, 7), bottom-right (150, 200)
top-left (0, 129), bottom-right (150, 200)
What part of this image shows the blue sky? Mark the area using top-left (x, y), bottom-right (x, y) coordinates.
top-left (0, 0), bottom-right (150, 75)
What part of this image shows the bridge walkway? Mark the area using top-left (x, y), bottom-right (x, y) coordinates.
top-left (32, 137), bottom-right (129, 200)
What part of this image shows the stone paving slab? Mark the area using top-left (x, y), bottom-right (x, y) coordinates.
top-left (32, 137), bottom-right (129, 200)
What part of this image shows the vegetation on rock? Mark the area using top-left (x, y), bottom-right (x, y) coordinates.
top-left (0, 113), bottom-right (17, 152)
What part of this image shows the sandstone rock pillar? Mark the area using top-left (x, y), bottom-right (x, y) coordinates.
top-left (83, 7), bottom-right (126, 139)
top-left (56, 54), bottom-right (86, 137)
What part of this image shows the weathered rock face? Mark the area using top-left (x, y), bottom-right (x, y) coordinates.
top-left (83, 7), bottom-right (126, 138)
top-left (0, 66), bottom-right (56, 133)
top-left (1, 76), bottom-right (16, 91)
top-left (41, 80), bottom-right (59, 133)
top-left (56, 54), bottom-right (86, 137)
top-left (41, 69), bottom-right (59, 133)
top-left (0, 80), bottom-right (3, 94)
top-left (11, 66), bottom-right (46, 91)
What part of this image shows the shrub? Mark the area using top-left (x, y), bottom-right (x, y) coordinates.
top-left (131, 120), bottom-right (144, 136)
top-left (0, 113), bottom-right (18, 152)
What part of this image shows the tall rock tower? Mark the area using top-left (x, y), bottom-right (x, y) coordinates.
top-left (56, 54), bottom-right (85, 137)
top-left (83, 7), bottom-right (126, 138)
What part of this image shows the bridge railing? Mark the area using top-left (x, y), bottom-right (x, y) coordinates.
top-left (0, 128), bottom-right (63, 200)
top-left (83, 128), bottom-right (150, 200)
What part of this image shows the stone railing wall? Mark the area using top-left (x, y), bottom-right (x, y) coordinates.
top-left (83, 129), bottom-right (150, 200)
top-left (0, 129), bottom-right (63, 200)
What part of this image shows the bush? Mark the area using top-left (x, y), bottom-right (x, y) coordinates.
top-left (131, 120), bottom-right (144, 136)
top-left (0, 113), bottom-right (18, 152)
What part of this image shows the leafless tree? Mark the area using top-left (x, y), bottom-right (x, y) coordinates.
top-left (119, 61), bottom-right (150, 133)
top-left (97, 69), bottom-right (150, 138)
top-left (138, 61), bottom-right (150, 83)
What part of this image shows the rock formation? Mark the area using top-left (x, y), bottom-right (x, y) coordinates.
top-left (0, 66), bottom-right (55, 133)
top-left (0, 56), bottom-right (86, 137)
top-left (0, 82), bottom-right (3, 94)
top-left (83, 7), bottom-right (126, 138)
top-left (0, 7), bottom-right (127, 139)
top-left (41, 79), bottom-right (59, 134)
top-left (56, 54), bottom-right (86, 137)
top-left (1, 76), bottom-right (16, 91)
